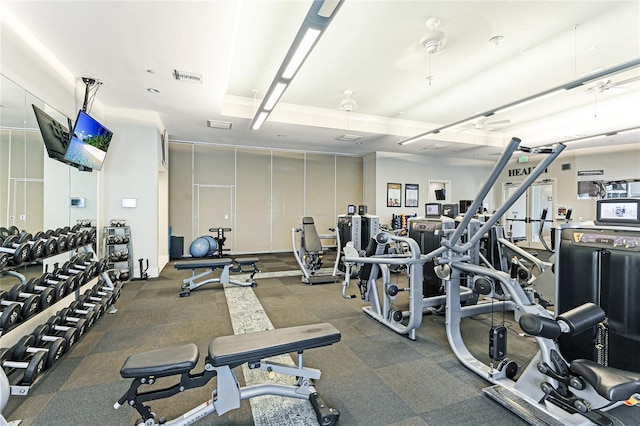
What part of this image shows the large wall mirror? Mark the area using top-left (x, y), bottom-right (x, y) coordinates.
top-left (0, 73), bottom-right (98, 289)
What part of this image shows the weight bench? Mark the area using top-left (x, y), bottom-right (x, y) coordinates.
top-left (174, 257), bottom-right (259, 297)
top-left (115, 323), bottom-right (341, 426)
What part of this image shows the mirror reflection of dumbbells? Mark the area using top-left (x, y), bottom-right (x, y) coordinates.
top-left (59, 225), bottom-right (90, 247)
top-left (0, 345), bottom-right (45, 386)
top-left (0, 235), bottom-right (32, 266)
top-left (12, 332), bottom-right (66, 371)
top-left (42, 229), bottom-right (68, 253)
top-left (4, 234), bottom-right (45, 260)
top-left (26, 231), bottom-right (57, 257)
top-left (0, 288), bottom-right (40, 322)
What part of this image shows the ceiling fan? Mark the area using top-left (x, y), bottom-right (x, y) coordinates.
top-left (456, 117), bottom-right (511, 131)
top-left (584, 75), bottom-right (640, 94)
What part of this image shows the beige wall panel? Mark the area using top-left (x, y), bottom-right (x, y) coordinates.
top-left (272, 151), bottom-right (304, 251)
top-left (193, 144), bottom-right (235, 185)
top-left (236, 149), bottom-right (270, 252)
top-left (305, 153), bottom-right (336, 234)
top-left (336, 156), bottom-right (363, 215)
top-left (168, 143), bottom-right (194, 240)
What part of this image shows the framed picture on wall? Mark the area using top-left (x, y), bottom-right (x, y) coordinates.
top-left (405, 184), bottom-right (419, 207)
top-left (387, 183), bottom-right (402, 207)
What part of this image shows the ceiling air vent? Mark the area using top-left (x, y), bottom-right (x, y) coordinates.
top-left (207, 120), bottom-right (233, 130)
top-left (335, 134), bottom-right (362, 142)
top-left (174, 70), bottom-right (203, 83)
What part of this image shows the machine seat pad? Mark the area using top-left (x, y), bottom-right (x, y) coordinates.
top-left (174, 258), bottom-right (233, 270)
top-left (121, 344), bottom-right (199, 378)
top-left (234, 257), bottom-right (259, 266)
top-left (209, 323), bottom-right (341, 368)
top-left (571, 359), bottom-right (640, 401)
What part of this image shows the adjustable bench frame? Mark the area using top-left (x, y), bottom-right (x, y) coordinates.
top-left (174, 257), bottom-right (259, 297)
top-left (115, 323), bottom-right (341, 426)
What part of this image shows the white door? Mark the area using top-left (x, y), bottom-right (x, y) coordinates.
top-left (195, 185), bottom-right (234, 251)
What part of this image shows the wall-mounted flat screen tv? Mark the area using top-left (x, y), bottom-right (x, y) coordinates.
top-left (32, 104), bottom-right (71, 162)
top-left (63, 110), bottom-right (113, 171)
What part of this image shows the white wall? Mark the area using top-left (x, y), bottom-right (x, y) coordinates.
top-left (374, 152), bottom-right (494, 225)
top-left (101, 109), bottom-right (165, 278)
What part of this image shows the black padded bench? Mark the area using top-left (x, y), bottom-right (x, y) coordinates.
top-left (116, 323), bottom-right (341, 426)
top-left (174, 256), bottom-right (259, 296)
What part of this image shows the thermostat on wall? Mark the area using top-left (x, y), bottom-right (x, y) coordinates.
top-left (122, 198), bottom-right (137, 208)
top-left (70, 197), bottom-right (86, 208)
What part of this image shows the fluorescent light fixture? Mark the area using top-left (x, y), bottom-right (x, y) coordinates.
top-left (398, 57), bottom-right (640, 147)
top-left (250, 111), bottom-right (269, 131)
top-left (249, 0), bottom-right (344, 131)
top-left (493, 89), bottom-right (565, 114)
top-left (282, 28), bottom-right (321, 79)
top-left (264, 82), bottom-right (288, 111)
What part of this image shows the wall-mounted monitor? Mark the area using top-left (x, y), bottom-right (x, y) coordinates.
top-left (435, 189), bottom-right (446, 201)
top-left (442, 203), bottom-right (459, 218)
top-left (64, 110), bottom-right (113, 171)
top-left (596, 199), bottom-right (640, 225)
top-left (32, 104), bottom-right (72, 162)
top-left (425, 203), bottom-right (442, 217)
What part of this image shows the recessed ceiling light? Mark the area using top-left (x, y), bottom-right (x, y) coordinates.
top-left (520, 46), bottom-right (538, 55)
top-left (147, 88), bottom-right (160, 93)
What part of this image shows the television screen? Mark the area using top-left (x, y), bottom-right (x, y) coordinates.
top-left (435, 189), bottom-right (446, 201)
top-left (32, 104), bottom-right (71, 161)
top-left (459, 200), bottom-right (473, 214)
top-left (425, 203), bottom-right (442, 217)
top-left (596, 199), bottom-right (640, 224)
top-left (64, 110), bottom-right (113, 171)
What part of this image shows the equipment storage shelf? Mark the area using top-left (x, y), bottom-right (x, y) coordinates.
top-left (103, 223), bottom-right (132, 280)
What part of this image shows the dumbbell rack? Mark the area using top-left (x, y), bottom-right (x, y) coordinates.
top-left (0, 262), bottom-right (115, 397)
top-left (102, 226), bottom-right (133, 279)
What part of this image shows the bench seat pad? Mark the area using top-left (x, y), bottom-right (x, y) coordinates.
top-left (174, 258), bottom-right (233, 270)
top-left (571, 359), bottom-right (640, 401)
top-left (234, 257), bottom-right (259, 265)
top-left (120, 343), bottom-right (199, 378)
top-left (209, 323), bottom-right (340, 367)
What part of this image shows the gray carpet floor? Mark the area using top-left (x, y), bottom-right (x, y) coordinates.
top-left (3, 251), bottom-right (639, 425)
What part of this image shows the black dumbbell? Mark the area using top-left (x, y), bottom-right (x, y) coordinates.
top-left (53, 265), bottom-right (88, 288)
top-left (48, 314), bottom-right (87, 338)
top-left (7, 283), bottom-right (53, 312)
top-left (59, 305), bottom-right (97, 328)
top-left (0, 227), bottom-right (10, 239)
top-left (0, 290), bottom-right (39, 320)
top-left (24, 277), bottom-right (63, 304)
top-left (60, 225), bottom-right (89, 247)
top-left (95, 281), bottom-right (123, 301)
top-left (42, 229), bottom-right (68, 252)
top-left (87, 286), bottom-right (116, 306)
top-left (11, 234), bottom-right (46, 260)
top-left (12, 334), bottom-right (66, 370)
top-left (0, 302), bottom-right (21, 331)
top-left (63, 257), bottom-right (96, 279)
top-left (78, 293), bottom-right (108, 316)
top-left (0, 253), bottom-right (8, 270)
top-left (30, 231), bottom-right (58, 256)
top-left (0, 346), bottom-right (45, 385)
top-left (32, 323), bottom-right (77, 354)
top-left (0, 236), bottom-right (31, 265)
top-left (37, 272), bottom-right (72, 300)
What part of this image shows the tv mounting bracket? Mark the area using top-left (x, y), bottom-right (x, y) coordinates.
top-left (81, 77), bottom-right (102, 112)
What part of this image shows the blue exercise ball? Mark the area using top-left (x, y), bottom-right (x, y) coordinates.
top-left (203, 236), bottom-right (218, 255)
top-left (189, 237), bottom-right (210, 258)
